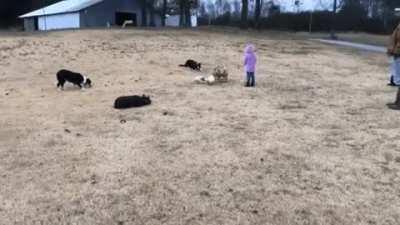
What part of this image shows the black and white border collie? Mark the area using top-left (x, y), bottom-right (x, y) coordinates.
top-left (56, 69), bottom-right (92, 90)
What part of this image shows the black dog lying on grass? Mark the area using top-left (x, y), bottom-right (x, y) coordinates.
top-left (114, 95), bottom-right (152, 109)
top-left (179, 59), bottom-right (201, 71)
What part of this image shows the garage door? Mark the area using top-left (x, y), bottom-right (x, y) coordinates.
top-left (38, 13), bottom-right (80, 31)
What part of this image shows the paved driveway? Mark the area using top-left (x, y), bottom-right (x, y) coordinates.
top-left (313, 39), bottom-right (386, 53)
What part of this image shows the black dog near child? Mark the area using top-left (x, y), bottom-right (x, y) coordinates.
top-left (179, 59), bottom-right (201, 71)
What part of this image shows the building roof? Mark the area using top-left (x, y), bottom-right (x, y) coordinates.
top-left (19, 0), bottom-right (104, 18)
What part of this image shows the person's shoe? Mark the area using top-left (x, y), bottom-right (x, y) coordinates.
top-left (388, 76), bottom-right (398, 86)
top-left (388, 88), bottom-right (400, 110)
top-left (387, 103), bottom-right (400, 110)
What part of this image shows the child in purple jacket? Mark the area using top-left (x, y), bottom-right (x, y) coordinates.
top-left (244, 44), bottom-right (257, 87)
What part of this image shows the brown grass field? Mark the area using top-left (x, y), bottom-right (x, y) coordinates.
top-left (0, 28), bottom-right (399, 225)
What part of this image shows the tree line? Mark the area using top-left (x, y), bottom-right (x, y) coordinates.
top-left (199, 0), bottom-right (400, 34)
top-left (1, 0), bottom-right (399, 33)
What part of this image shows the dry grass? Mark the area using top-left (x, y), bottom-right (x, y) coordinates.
top-left (0, 28), bottom-right (399, 225)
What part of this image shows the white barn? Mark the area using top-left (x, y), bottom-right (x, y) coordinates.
top-left (19, 0), bottom-right (162, 31)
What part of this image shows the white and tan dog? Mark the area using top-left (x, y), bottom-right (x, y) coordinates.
top-left (206, 75), bottom-right (215, 84)
top-left (194, 75), bottom-right (215, 85)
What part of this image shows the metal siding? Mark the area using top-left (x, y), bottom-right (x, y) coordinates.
top-left (24, 18), bottom-right (36, 31)
top-left (38, 13), bottom-right (80, 30)
top-left (81, 0), bottom-right (115, 27)
top-left (154, 15), bottom-right (162, 27)
top-left (147, 13), bottom-right (162, 27)
top-left (80, 11), bottom-right (85, 27)
top-left (82, 0), bottom-right (142, 27)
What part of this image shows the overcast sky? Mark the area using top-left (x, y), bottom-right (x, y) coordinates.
top-left (274, 0), bottom-right (333, 11)
top-left (232, 0), bottom-right (333, 12)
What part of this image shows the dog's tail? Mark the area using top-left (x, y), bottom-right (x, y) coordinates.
top-left (179, 64), bottom-right (186, 67)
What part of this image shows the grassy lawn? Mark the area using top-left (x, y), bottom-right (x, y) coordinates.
top-left (0, 28), bottom-right (398, 225)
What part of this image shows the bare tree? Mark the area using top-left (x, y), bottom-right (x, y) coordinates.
top-left (223, 1), bottom-right (231, 14)
top-left (184, 0), bottom-right (191, 27)
top-left (330, 0), bottom-right (337, 39)
top-left (179, 0), bottom-right (185, 26)
top-left (254, 0), bottom-right (262, 29)
top-left (176, 0), bottom-right (197, 27)
top-left (294, 0), bottom-right (301, 12)
top-left (161, 0), bottom-right (167, 26)
top-left (140, 0), bottom-right (148, 26)
top-left (216, 0), bottom-right (224, 16)
top-left (241, 0), bottom-right (249, 28)
top-left (199, 1), bottom-right (207, 17)
top-left (233, 0), bottom-right (241, 18)
top-left (148, 0), bottom-right (156, 26)
top-left (207, 0), bottom-right (217, 23)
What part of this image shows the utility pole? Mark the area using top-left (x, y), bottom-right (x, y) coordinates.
top-left (294, 0), bottom-right (301, 13)
top-left (42, 0), bottom-right (48, 31)
top-left (309, 11), bottom-right (313, 33)
top-left (255, 0), bottom-right (262, 29)
top-left (241, 0), bottom-right (248, 29)
top-left (330, 0), bottom-right (337, 40)
top-left (162, 0), bottom-right (167, 26)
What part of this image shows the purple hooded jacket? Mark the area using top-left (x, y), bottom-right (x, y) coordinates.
top-left (244, 44), bottom-right (257, 73)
